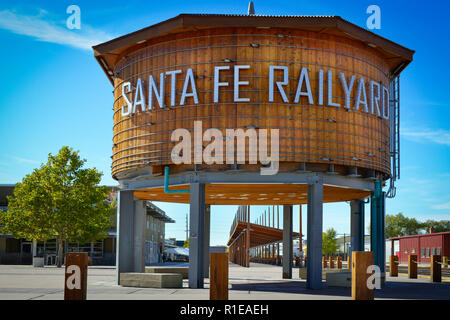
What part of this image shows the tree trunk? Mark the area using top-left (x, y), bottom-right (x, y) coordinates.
top-left (57, 237), bottom-right (64, 268)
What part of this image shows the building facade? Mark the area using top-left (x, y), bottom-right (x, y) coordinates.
top-left (144, 202), bottom-right (175, 264)
top-left (389, 230), bottom-right (450, 264)
top-left (0, 185), bottom-right (174, 265)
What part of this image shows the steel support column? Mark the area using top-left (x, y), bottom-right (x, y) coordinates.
top-left (282, 205), bottom-right (293, 279)
top-left (189, 183), bottom-right (206, 288)
top-left (245, 206), bottom-right (250, 267)
top-left (203, 204), bottom-right (211, 278)
top-left (116, 190), bottom-right (134, 285)
top-left (133, 200), bottom-right (146, 273)
top-left (350, 200), bottom-right (365, 252)
top-left (306, 180), bottom-right (323, 289)
top-left (370, 180), bottom-right (385, 273)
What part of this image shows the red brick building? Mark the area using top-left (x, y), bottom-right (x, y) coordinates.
top-left (389, 229), bottom-right (450, 264)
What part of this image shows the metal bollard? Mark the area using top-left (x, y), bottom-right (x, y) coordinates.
top-left (389, 255), bottom-right (398, 277)
top-left (431, 255), bottom-right (441, 283)
top-left (408, 255), bottom-right (417, 279)
top-left (351, 251), bottom-right (374, 300)
top-left (210, 252), bottom-right (229, 300)
top-left (443, 257), bottom-right (448, 269)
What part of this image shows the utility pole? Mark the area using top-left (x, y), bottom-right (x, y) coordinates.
top-left (299, 205), bottom-right (302, 252)
top-left (343, 233), bottom-right (346, 259)
top-left (185, 213), bottom-right (189, 241)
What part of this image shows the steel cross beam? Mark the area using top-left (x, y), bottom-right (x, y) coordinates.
top-left (119, 171), bottom-right (375, 192)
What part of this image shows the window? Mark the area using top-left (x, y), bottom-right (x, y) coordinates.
top-left (437, 248), bottom-right (441, 255)
top-left (90, 241), bottom-right (104, 258)
top-left (431, 248), bottom-right (436, 256)
top-left (404, 248), bottom-right (408, 254)
top-left (421, 248), bottom-right (425, 258)
top-left (426, 248), bottom-right (430, 257)
top-left (411, 248), bottom-right (415, 254)
top-left (146, 216), bottom-right (150, 229)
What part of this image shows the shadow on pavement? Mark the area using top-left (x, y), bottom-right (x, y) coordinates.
top-left (230, 279), bottom-right (450, 299)
top-left (376, 280), bottom-right (450, 300)
top-left (230, 281), bottom-right (351, 297)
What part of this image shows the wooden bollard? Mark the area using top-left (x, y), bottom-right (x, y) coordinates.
top-left (351, 251), bottom-right (374, 300)
top-left (323, 256), bottom-right (328, 268)
top-left (443, 256), bottom-right (448, 269)
top-left (337, 256), bottom-right (342, 269)
top-left (210, 252), bottom-right (229, 300)
top-left (64, 252), bottom-right (88, 300)
top-left (329, 256), bottom-right (335, 269)
top-left (431, 255), bottom-right (441, 283)
top-left (389, 255), bottom-right (398, 277)
top-left (408, 255), bottom-right (417, 279)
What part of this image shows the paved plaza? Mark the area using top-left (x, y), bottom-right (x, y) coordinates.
top-left (0, 263), bottom-right (449, 300)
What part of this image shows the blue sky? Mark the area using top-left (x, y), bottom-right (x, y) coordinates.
top-left (0, 0), bottom-right (449, 245)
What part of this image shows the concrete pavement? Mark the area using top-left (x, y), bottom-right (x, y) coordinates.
top-left (0, 263), bottom-right (448, 300)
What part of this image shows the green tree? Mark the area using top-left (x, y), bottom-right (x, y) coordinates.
top-left (385, 213), bottom-right (424, 238)
top-left (322, 228), bottom-right (338, 255)
top-left (0, 146), bottom-right (113, 267)
top-left (421, 219), bottom-right (450, 233)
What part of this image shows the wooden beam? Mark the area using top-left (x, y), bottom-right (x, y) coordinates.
top-left (431, 255), bottom-right (441, 283)
top-left (351, 251), bottom-right (374, 300)
top-left (408, 255), bottom-right (417, 279)
top-left (64, 253), bottom-right (88, 300)
top-left (389, 255), bottom-right (398, 277)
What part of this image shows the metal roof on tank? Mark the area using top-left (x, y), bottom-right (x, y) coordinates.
top-left (93, 13), bottom-right (414, 85)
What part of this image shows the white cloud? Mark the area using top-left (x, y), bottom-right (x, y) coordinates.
top-left (2, 154), bottom-right (41, 165)
top-left (0, 9), bottom-right (113, 50)
top-left (401, 127), bottom-right (450, 146)
top-left (431, 202), bottom-right (450, 210)
top-left (10, 156), bottom-right (40, 165)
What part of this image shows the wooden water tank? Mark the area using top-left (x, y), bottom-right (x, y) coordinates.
top-left (94, 14), bottom-right (414, 204)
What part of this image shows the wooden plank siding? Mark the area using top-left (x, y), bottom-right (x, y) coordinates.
top-left (108, 27), bottom-right (393, 203)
